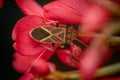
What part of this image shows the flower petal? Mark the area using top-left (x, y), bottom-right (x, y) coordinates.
top-left (30, 59), bottom-right (50, 76)
top-left (80, 5), bottom-right (110, 33)
top-left (12, 52), bottom-right (37, 73)
top-left (43, 0), bottom-right (92, 24)
top-left (56, 44), bottom-right (82, 67)
top-left (80, 37), bottom-right (112, 79)
top-left (15, 0), bottom-right (44, 16)
top-left (78, 5), bottom-right (110, 44)
top-left (15, 15), bottom-right (47, 55)
top-left (14, 15), bottom-right (59, 62)
top-left (12, 26), bottom-right (17, 41)
top-left (13, 52), bottom-right (56, 76)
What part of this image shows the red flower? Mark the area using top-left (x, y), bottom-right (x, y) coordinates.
top-left (12, 15), bottom-right (82, 76)
top-left (12, 0), bottom-right (116, 79)
top-left (13, 52), bottom-right (56, 79)
top-left (12, 15), bottom-right (59, 57)
top-left (12, 15), bottom-right (59, 79)
top-left (56, 44), bottom-right (82, 67)
top-left (13, 0), bottom-right (111, 65)
top-left (80, 44), bottom-right (112, 79)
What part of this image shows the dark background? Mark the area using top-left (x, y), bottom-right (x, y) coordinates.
top-left (0, 0), bottom-right (120, 80)
top-left (0, 0), bottom-right (23, 80)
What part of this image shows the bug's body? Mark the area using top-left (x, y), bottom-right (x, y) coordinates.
top-left (29, 26), bottom-right (77, 45)
top-left (29, 24), bottom-right (87, 49)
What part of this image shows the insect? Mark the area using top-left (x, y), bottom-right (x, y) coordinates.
top-left (29, 22), bottom-right (87, 50)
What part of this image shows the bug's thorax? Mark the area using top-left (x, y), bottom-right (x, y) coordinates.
top-left (66, 27), bottom-right (77, 44)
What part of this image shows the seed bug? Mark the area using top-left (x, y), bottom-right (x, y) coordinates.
top-left (29, 21), bottom-right (87, 50)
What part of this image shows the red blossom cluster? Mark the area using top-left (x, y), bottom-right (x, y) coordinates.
top-left (11, 0), bottom-right (120, 80)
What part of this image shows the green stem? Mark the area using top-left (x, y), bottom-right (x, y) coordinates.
top-left (41, 63), bottom-right (120, 80)
top-left (95, 63), bottom-right (120, 78)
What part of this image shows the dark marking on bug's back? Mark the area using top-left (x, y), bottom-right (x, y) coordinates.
top-left (52, 29), bottom-right (62, 34)
top-left (51, 36), bottom-right (62, 42)
top-left (31, 27), bottom-right (50, 41)
top-left (58, 32), bottom-right (64, 39)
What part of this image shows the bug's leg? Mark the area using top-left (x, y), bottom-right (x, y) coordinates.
top-left (59, 44), bottom-right (65, 48)
top-left (45, 21), bottom-right (59, 25)
top-left (51, 43), bottom-right (55, 50)
top-left (59, 44), bottom-right (70, 49)
top-left (58, 24), bottom-right (68, 28)
top-left (72, 39), bottom-right (87, 50)
top-left (41, 17), bottom-right (59, 25)
top-left (39, 43), bottom-right (55, 51)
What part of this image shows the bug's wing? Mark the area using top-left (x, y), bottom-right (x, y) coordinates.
top-left (72, 39), bottom-right (87, 50)
top-left (29, 27), bottom-right (51, 42)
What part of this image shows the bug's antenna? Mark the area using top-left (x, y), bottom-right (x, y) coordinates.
top-left (40, 44), bottom-right (55, 51)
top-left (45, 21), bottom-right (59, 25)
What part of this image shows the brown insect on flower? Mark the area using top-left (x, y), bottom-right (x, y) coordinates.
top-left (29, 22), bottom-right (87, 50)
